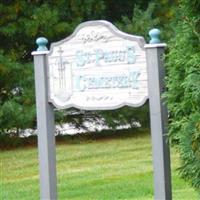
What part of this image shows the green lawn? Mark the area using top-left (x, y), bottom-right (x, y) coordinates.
top-left (0, 130), bottom-right (198, 200)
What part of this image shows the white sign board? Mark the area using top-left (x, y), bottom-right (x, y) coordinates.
top-left (48, 20), bottom-right (148, 110)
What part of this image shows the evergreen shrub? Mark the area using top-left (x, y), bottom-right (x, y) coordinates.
top-left (166, 0), bottom-right (200, 190)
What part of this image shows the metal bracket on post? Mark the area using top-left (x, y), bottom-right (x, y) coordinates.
top-left (145, 29), bottom-right (172, 200)
top-left (32, 37), bottom-right (57, 200)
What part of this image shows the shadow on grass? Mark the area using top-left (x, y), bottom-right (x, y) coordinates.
top-left (0, 128), bottom-right (150, 150)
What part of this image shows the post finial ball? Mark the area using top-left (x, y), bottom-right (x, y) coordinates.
top-left (36, 37), bottom-right (48, 51)
top-left (149, 28), bottom-right (161, 44)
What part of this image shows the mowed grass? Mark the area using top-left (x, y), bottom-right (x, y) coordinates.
top-left (0, 130), bottom-right (199, 200)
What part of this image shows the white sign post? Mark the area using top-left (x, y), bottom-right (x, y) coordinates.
top-left (32, 20), bottom-right (171, 200)
top-left (145, 29), bottom-right (172, 200)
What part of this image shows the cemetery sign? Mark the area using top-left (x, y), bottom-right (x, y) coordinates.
top-left (48, 20), bottom-right (148, 110)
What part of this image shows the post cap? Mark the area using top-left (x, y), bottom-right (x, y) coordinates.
top-left (149, 28), bottom-right (161, 44)
top-left (36, 37), bottom-right (48, 51)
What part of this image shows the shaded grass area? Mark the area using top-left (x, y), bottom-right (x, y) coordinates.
top-left (0, 128), bottom-right (143, 149)
top-left (0, 129), bottom-right (199, 199)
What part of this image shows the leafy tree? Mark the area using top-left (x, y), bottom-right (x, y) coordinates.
top-left (166, 0), bottom-right (200, 190)
top-left (0, 0), bottom-right (106, 135)
top-left (0, 0), bottom-right (106, 61)
top-left (0, 53), bottom-right (35, 135)
top-left (104, 0), bottom-right (149, 22)
top-left (0, 0), bottom-right (177, 135)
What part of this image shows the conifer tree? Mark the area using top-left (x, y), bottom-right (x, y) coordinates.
top-left (166, 0), bottom-right (200, 190)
